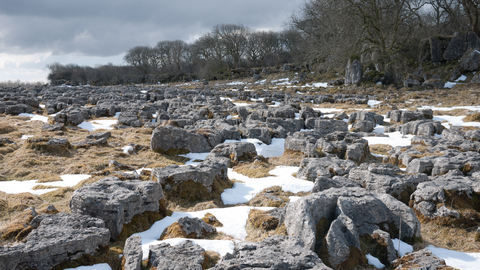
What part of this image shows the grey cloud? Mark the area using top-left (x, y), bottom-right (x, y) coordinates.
top-left (0, 0), bottom-right (303, 57)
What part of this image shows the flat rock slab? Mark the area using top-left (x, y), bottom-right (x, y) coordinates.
top-left (211, 235), bottom-right (332, 270)
top-left (0, 212), bottom-right (110, 270)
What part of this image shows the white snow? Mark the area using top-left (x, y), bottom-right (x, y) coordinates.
top-left (19, 113), bottom-right (49, 123)
top-left (64, 263), bottom-right (112, 270)
top-left (456, 75), bottom-right (467, 82)
top-left (122, 145), bottom-right (134, 155)
top-left (224, 138), bottom-right (285, 158)
top-left (222, 166), bottom-right (313, 205)
top-left (0, 174), bottom-right (91, 195)
top-left (427, 245), bottom-right (480, 270)
top-left (392, 239), bottom-right (414, 257)
top-left (305, 82), bottom-right (328, 88)
top-left (226, 81), bottom-right (246, 85)
top-left (134, 206), bottom-right (273, 260)
top-left (433, 115), bottom-right (480, 129)
top-left (363, 132), bottom-right (414, 147)
top-left (368, 100), bottom-right (382, 107)
top-left (21, 135), bottom-right (34, 140)
top-left (179, 152), bottom-right (210, 165)
top-left (444, 81), bottom-right (457, 88)
top-left (366, 254), bottom-right (385, 269)
top-left (78, 119), bottom-right (117, 132)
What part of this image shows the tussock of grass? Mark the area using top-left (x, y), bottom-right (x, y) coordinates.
top-left (233, 162), bottom-right (275, 178)
top-left (369, 144), bottom-right (392, 156)
top-left (434, 109), bottom-right (473, 116)
top-left (269, 150), bottom-right (305, 167)
top-left (464, 113), bottom-right (480, 122)
top-left (202, 213), bottom-right (223, 227)
top-left (248, 186), bottom-right (295, 208)
top-left (419, 221), bottom-right (480, 252)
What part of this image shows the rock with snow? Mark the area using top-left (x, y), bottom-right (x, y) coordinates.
top-left (70, 177), bottom-right (165, 240)
top-left (0, 212), bottom-right (110, 270)
top-left (211, 236), bottom-right (332, 270)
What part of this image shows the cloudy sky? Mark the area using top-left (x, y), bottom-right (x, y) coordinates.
top-left (0, 0), bottom-right (305, 83)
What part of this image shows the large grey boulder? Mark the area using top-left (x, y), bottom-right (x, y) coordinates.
top-left (398, 120), bottom-right (443, 136)
top-left (148, 241), bottom-right (206, 270)
top-left (211, 236), bottom-right (332, 270)
top-left (315, 132), bottom-right (372, 164)
top-left (151, 125), bottom-right (212, 154)
top-left (285, 187), bottom-right (421, 268)
top-left (348, 111), bottom-right (384, 125)
top-left (443, 31), bottom-right (480, 61)
top-left (411, 170), bottom-right (480, 220)
top-left (312, 176), bottom-right (361, 193)
top-left (459, 48), bottom-right (480, 72)
top-left (298, 157), bottom-right (356, 181)
top-left (348, 163), bottom-right (429, 203)
top-left (345, 59), bottom-right (363, 86)
top-left (151, 162), bottom-right (229, 205)
top-left (0, 212), bottom-right (110, 270)
top-left (123, 235), bottom-right (143, 270)
top-left (387, 109), bottom-right (433, 124)
top-left (313, 119), bottom-right (348, 136)
top-left (70, 177), bottom-right (165, 240)
top-left (204, 141), bottom-right (257, 167)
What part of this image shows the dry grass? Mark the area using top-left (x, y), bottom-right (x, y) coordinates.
top-left (419, 221), bottom-right (480, 252)
top-left (233, 162), bottom-right (275, 178)
top-left (269, 150), bottom-right (306, 167)
top-left (247, 186), bottom-right (300, 208)
top-left (434, 109), bottom-right (474, 116)
top-left (464, 113), bottom-right (480, 122)
top-left (369, 144), bottom-right (392, 156)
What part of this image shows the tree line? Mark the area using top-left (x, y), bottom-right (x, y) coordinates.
top-left (47, 0), bottom-right (479, 85)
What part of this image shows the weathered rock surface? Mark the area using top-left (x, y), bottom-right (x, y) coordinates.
top-left (161, 217), bottom-right (216, 240)
top-left (148, 240), bottom-right (206, 270)
top-left (211, 236), bottom-right (332, 270)
top-left (204, 141), bottom-right (257, 167)
top-left (392, 249), bottom-right (452, 270)
top-left (348, 163), bottom-right (429, 203)
top-left (123, 235), bottom-right (143, 270)
top-left (298, 157), bottom-right (356, 181)
top-left (387, 109), bottom-right (433, 124)
top-left (0, 212), bottom-right (110, 270)
top-left (345, 59), bottom-right (363, 86)
top-left (285, 187), bottom-right (421, 268)
top-left (151, 125), bottom-right (212, 154)
top-left (70, 177), bottom-right (165, 240)
top-left (151, 162), bottom-right (229, 205)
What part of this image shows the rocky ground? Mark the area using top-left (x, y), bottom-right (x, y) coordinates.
top-left (0, 78), bottom-right (480, 269)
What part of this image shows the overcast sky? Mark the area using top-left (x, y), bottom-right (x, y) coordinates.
top-left (0, 0), bottom-right (305, 83)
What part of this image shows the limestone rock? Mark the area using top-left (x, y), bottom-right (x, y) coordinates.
top-left (345, 59), bottom-right (363, 86)
top-left (148, 241), bottom-right (206, 270)
top-left (204, 141), bottom-right (257, 167)
top-left (70, 177), bottom-right (165, 240)
top-left (0, 212), bottom-right (110, 270)
top-left (150, 125), bottom-right (212, 154)
top-left (211, 236), bottom-right (332, 270)
top-left (161, 217), bottom-right (216, 240)
top-left (123, 235), bottom-right (143, 270)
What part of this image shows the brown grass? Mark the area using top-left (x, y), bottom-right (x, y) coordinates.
top-left (369, 144), bottom-right (392, 156)
top-left (464, 113), bottom-right (480, 122)
top-left (248, 186), bottom-right (297, 207)
top-left (434, 109), bottom-right (474, 116)
top-left (419, 221), bottom-right (480, 252)
top-left (245, 209), bottom-right (287, 242)
top-left (233, 162), bottom-right (275, 178)
top-left (269, 150), bottom-right (306, 167)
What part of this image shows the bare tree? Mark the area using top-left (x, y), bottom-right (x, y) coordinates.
top-left (213, 24), bottom-right (249, 68)
top-left (123, 46), bottom-right (155, 77)
top-left (459, 0), bottom-right (480, 36)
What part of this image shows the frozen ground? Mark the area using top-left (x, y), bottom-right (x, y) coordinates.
top-left (65, 264), bottom-right (112, 270)
top-left (77, 119), bottom-right (118, 132)
top-left (19, 113), bottom-right (49, 123)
